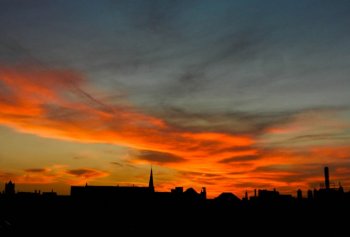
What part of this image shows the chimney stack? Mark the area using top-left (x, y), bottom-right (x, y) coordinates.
top-left (324, 166), bottom-right (330, 190)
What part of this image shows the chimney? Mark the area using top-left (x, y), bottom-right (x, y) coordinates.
top-left (324, 166), bottom-right (330, 190)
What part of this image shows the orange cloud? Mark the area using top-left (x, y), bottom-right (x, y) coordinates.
top-left (0, 166), bottom-right (109, 186)
top-left (0, 65), bottom-right (254, 165)
top-left (0, 167), bottom-right (59, 184)
top-left (66, 168), bottom-right (108, 180)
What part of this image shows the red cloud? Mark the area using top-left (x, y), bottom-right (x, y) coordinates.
top-left (0, 65), bottom-right (254, 164)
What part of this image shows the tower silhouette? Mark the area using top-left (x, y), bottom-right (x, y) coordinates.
top-left (324, 166), bottom-right (330, 190)
top-left (4, 180), bottom-right (15, 195)
top-left (149, 167), bottom-right (154, 192)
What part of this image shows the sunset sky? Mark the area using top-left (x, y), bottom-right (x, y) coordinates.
top-left (1, 0), bottom-right (350, 198)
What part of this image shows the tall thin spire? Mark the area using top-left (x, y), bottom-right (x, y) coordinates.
top-left (149, 167), bottom-right (154, 192)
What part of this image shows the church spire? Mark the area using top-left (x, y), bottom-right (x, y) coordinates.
top-left (149, 167), bottom-right (154, 192)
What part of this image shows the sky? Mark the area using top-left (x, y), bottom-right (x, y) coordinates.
top-left (1, 0), bottom-right (350, 198)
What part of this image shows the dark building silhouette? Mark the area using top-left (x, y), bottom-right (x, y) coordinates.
top-left (200, 187), bottom-right (206, 200)
top-left (338, 182), bottom-right (344, 193)
top-left (214, 192), bottom-right (240, 204)
top-left (313, 166), bottom-right (345, 202)
top-left (69, 168), bottom-right (207, 202)
top-left (42, 190), bottom-right (57, 197)
top-left (171, 186), bottom-right (184, 194)
top-left (244, 190), bottom-right (248, 200)
top-left (248, 188), bottom-right (294, 205)
top-left (307, 189), bottom-right (313, 200)
top-left (182, 187), bottom-right (207, 200)
top-left (258, 188), bottom-right (279, 200)
top-left (297, 189), bottom-right (302, 200)
top-left (71, 184), bottom-right (151, 199)
top-left (183, 187), bottom-right (198, 199)
top-left (70, 168), bottom-right (157, 199)
top-left (4, 180), bottom-right (15, 195)
top-left (17, 191), bottom-right (40, 198)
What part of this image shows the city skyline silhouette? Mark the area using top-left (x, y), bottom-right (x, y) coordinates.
top-left (1, 165), bottom-right (350, 235)
top-left (2, 165), bottom-right (347, 200)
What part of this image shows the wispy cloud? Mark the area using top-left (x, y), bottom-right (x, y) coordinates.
top-left (0, 167), bottom-right (58, 184)
top-left (0, 65), bottom-right (253, 163)
top-left (24, 168), bottom-right (48, 173)
top-left (110, 161), bottom-right (123, 167)
top-left (0, 166), bottom-right (109, 185)
top-left (135, 150), bottom-right (185, 164)
top-left (219, 155), bottom-right (260, 164)
top-left (66, 168), bottom-right (108, 179)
